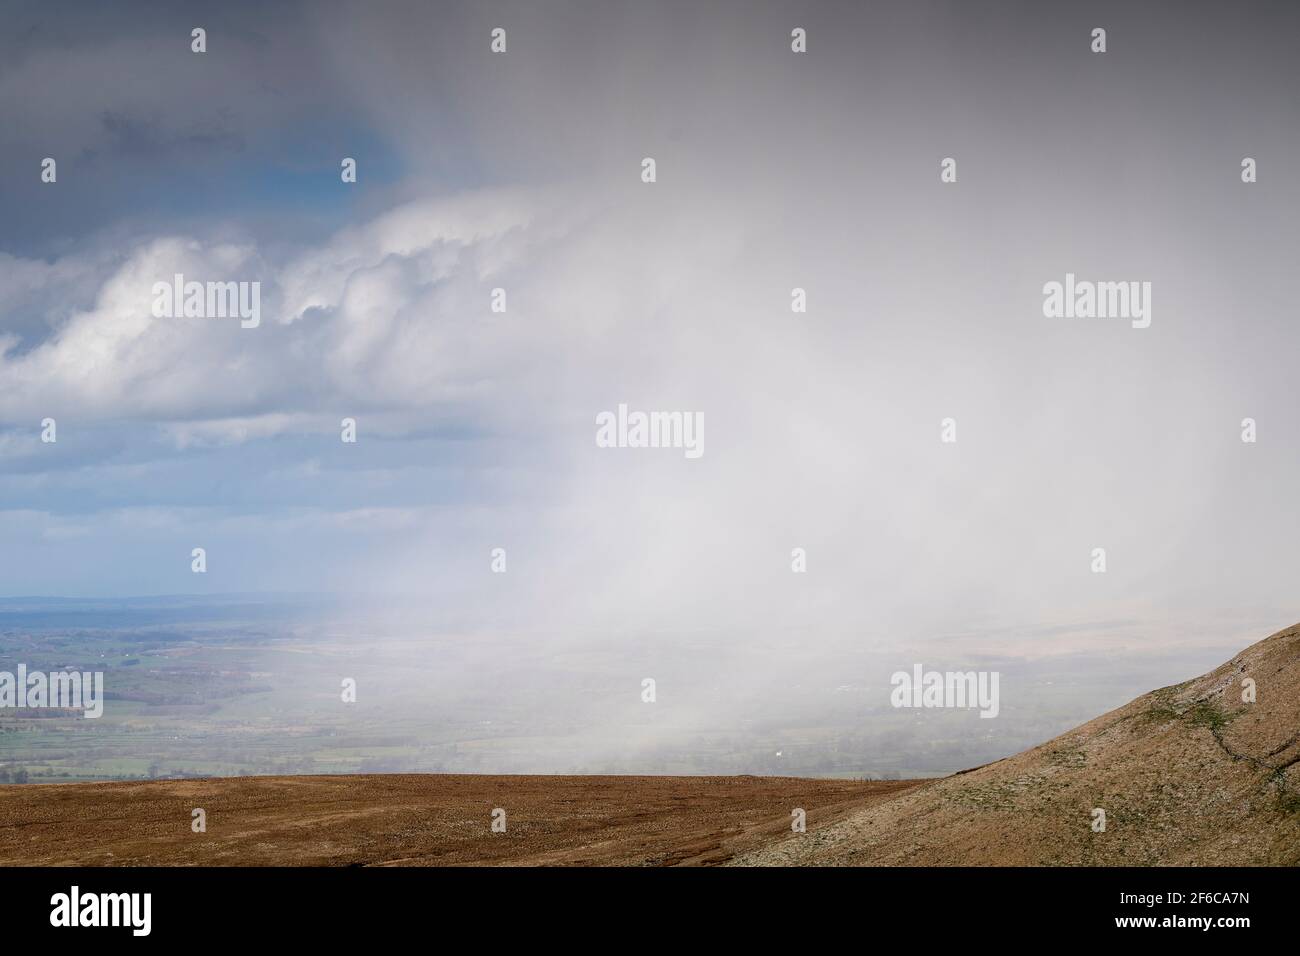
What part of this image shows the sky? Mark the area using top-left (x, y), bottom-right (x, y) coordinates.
top-left (1, 0), bottom-right (1299, 663)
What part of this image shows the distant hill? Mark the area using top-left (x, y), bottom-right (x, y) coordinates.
top-left (734, 623), bottom-right (1300, 865)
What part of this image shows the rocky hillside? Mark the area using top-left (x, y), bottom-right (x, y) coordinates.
top-left (734, 623), bottom-right (1300, 865)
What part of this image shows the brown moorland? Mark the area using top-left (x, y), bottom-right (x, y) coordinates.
top-left (0, 772), bottom-right (917, 866)
top-left (1, 623), bottom-right (1296, 866)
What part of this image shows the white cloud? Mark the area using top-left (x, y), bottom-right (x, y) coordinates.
top-left (0, 188), bottom-right (574, 431)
